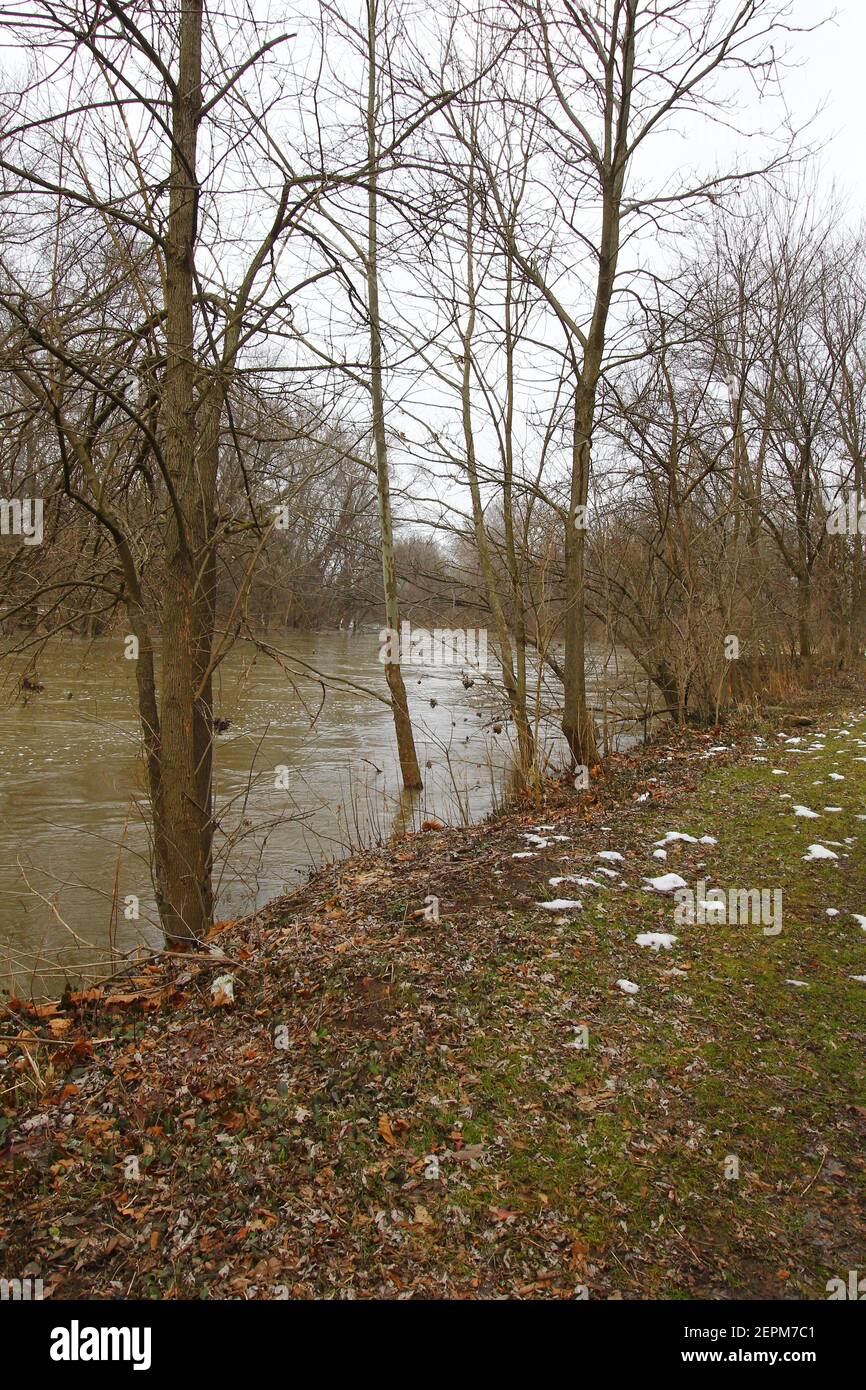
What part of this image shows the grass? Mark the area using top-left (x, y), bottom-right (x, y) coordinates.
top-left (1, 710), bottom-right (864, 1298)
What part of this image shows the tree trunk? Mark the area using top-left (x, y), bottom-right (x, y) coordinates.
top-left (366, 0), bottom-right (422, 791)
top-left (796, 571), bottom-right (812, 667)
top-left (154, 0), bottom-right (213, 946)
top-left (562, 382), bottom-right (600, 767)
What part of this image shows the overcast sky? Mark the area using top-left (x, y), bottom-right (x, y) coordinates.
top-left (785, 0), bottom-right (866, 211)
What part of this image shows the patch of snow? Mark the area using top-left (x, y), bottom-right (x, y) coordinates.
top-left (643, 873), bottom-right (688, 893)
top-left (616, 979), bottom-right (639, 994)
top-left (803, 844), bottom-right (838, 861)
top-left (793, 805), bottom-right (820, 819)
top-left (596, 850), bottom-right (624, 862)
top-left (210, 973), bottom-right (235, 1004)
top-left (635, 932), bottom-right (677, 950)
top-left (537, 899), bottom-right (582, 911)
top-left (550, 875), bottom-right (603, 889)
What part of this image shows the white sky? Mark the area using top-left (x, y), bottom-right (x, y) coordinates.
top-left (784, 0), bottom-right (866, 212)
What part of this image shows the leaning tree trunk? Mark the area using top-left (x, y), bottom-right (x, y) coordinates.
top-left (460, 160), bottom-right (534, 777)
top-left (365, 0), bottom-right (422, 791)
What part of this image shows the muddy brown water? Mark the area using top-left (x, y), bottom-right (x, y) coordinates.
top-left (0, 631), bottom-right (653, 992)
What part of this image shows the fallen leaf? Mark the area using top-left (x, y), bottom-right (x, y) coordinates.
top-left (378, 1114), bottom-right (397, 1147)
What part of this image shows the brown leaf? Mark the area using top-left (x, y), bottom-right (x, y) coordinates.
top-left (377, 1114), bottom-right (397, 1147)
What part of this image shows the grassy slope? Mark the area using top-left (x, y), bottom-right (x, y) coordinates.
top-left (433, 722), bottom-right (866, 1298)
top-left (1, 709), bottom-right (865, 1299)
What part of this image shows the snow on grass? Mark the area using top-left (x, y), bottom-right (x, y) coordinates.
top-left (851, 915), bottom-right (866, 931)
top-left (826, 908), bottom-right (840, 917)
top-left (652, 848), bottom-right (667, 860)
top-left (642, 873), bottom-right (688, 893)
top-left (616, 979), bottom-right (640, 994)
top-left (512, 851), bottom-right (534, 859)
top-left (596, 850), bottom-right (624, 862)
top-left (635, 932), bottom-right (677, 950)
top-left (549, 875), bottom-right (603, 889)
top-left (803, 844), bottom-right (838, 861)
top-left (537, 899), bottom-right (582, 912)
top-left (793, 805), bottom-right (820, 818)
top-left (654, 831), bottom-right (698, 845)
top-left (522, 834), bottom-right (550, 848)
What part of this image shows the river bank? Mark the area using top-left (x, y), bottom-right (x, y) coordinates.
top-left (0, 631), bottom-right (654, 994)
top-left (2, 686), bottom-right (865, 1299)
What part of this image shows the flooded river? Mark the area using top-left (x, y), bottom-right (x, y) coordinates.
top-left (0, 631), bottom-right (654, 992)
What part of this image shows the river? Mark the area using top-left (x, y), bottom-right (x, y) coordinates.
top-left (0, 630), bottom-right (654, 993)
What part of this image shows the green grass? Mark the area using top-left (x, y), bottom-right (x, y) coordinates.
top-left (380, 715), bottom-right (866, 1296)
top-left (4, 711), bottom-right (864, 1300)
